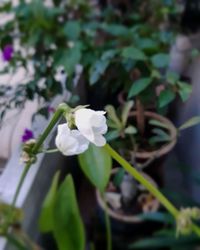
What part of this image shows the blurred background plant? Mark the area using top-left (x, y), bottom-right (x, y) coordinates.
top-left (0, 0), bottom-right (186, 123)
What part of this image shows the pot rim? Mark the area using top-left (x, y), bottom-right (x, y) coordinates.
top-left (96, 168), bottom-right (160, 223)
top-left (129, 111), bottom-right (177, 159)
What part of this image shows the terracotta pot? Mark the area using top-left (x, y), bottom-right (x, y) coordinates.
top-left (96, 168), bottom-right (160, 224)
top-left (129, 111), bottom-right (177, 160)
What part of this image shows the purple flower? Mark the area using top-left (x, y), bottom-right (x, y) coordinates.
top-left (48, 106), bottom-right (55, 113)
top-left (22, 129), bottom-right (34, 143)
top-left (2, 45), bottom-right (14, 62)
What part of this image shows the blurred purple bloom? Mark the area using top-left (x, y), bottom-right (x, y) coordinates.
top-left (22, 129), bottom-right (34, 143)
top-left (2, 45), bottom-right (14, 61)
top-left (48, 106), bottom-right (55, 113)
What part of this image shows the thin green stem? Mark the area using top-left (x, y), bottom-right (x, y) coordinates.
top-left (11, 162), bottom-right (31, 207)
top-left (104, 144), bottom-right (178, 217)
top-left (41, 148), bottom-right (59, 154)
top-left (104, 144), bottom-right (200, 236)
top-left (31, 107), bottom-right (65, 154)
top-left (102, 192), bottom-right (112, 250)
top-left (11, 105), bottom-right (66, 207)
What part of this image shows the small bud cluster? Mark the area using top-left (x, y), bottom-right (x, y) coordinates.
top-left (176, 207), bottom-right (200, 236)
top-left (20, 139), bottom-right (37, 164)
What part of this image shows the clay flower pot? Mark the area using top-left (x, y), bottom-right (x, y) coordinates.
top-left (96, 168), bottom-right (160, 224)
top-left (129, 111), bottom-right (177, 160)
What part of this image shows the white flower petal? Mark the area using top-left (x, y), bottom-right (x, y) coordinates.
top-left (55, 123), bottom-right (89, 156)
top-left (92, 134), bottom-right (106, 147)
top-left (75, 108), bottom-right (107, 147)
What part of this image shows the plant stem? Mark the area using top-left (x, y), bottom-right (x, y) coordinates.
top-left (11, 106), bottom-right (65, 207)
top-left (31, 107), bottom-right (65, 154)
top-left (102, 193), bottom-right (112, 250)
top-left (42, 148), bottom-right (59, 154)
top-left (104, 144), bottom-right (200, 236)
top-left (105, 144), bottom-right (178, 217)
top-left (11, 162), bottom-right (31, 207)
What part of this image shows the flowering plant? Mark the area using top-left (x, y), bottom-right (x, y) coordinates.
top-left (0, 102), bottom-right (199, 250)
top-left (0, 0), bottom-right (185, 123)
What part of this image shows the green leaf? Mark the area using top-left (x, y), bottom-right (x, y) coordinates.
top-left (105, 105), bottom-right (122, 128)
top-left (54, 45), bottom-right (81, 75)
top-left (39, 171), bottom-right (60, 232)
top-left (151, 70), bottom-right (161, 79)
top-left (177, 81), bottom-right (192, 102)
top-left (149, 136), bottom-right (170, 145)
top-left (152, 128), bottom-right (171, 138)
top-left (63, 21), bottom-right (81, 40)
top-left (101, 50), bottom-right (117, 61)
top-left (137, 38), bottom-right (157, 50)
top-left (102, 24), bottom-right (129, 36)
top-left (121, 101), bottom-right (134, 126)
top-left (89, 60), bottom-right (109, 85)
top-left (149, 128), bottom-right (171, 145)
top-left (128, 78), bottom-right (152, 98)
top-left (121, 47), bottom-right (147, 61)
top-left (179, 116), bottom-right (200, 131)
top-left (149, 119), bottom-right (169, 129)
top-left (89, 50), bottom-right (117, 85)
top-left (166, 71), bottom-right (180, 85)
top-left (124, 125), bottom-right (137, 134)
top-left (151, 53), bottom-right (169, 68)
top-left (105, 130), bottom-right (120, 142)
top-left (113, 168), bottom-right (125, 187)
top-left (191, 49), bottom-right (200, 58)
top-left (129, 235), bottom-right (199, 249)
top-left (78, 144), bottom-right (112, 192)
top-left (53, 175), bottom-right (85, 250)
top-left (158, 89), bottom-right (176, 108)
top-left (138, 212), bottom-right (174, 224)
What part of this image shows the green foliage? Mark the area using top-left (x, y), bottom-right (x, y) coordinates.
top-left (0, 0), bottom-right (191, 121)
top-left (179, 116), bottom-right (200, 131)
top-left (113, 168), bottom-right (125, 187)
top-left (54, 45), bottom-right (81, 75)
top-left (177, 81), bottom-right (192, 102)
top-left (63, 21), bottom-right (81, 40)
top-left (149, 128), bottom-right (171, 145)
top-left (151, 53), bottom-right (170, 68)
top-left (105, 102), bottom-right (137, 142)
top-left (129, 235), bottom-right (200, 249)
top-left (39, 173), bottom-right (85, 250)
top-left (149, 119), bottom-right (170, 129)
top-left (121, 47), bottom-right (147, 61)
top-left (128, 78), bottom-right (152, 98)
top-left (53, 175), bottom-right (85, 250)
top-left (39, 171), bottom-right (60, 232)
top-left (89, 50), bottom-right (117, 85)
top-left (158, 89), bottom-right (176, 108)
top-left (78, 144), bottom-right (112, 192)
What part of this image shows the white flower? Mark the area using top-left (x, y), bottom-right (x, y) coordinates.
top-left (55, 123), bottom-right (89, 156)
top-left (75, 108), bottom-right (107, 147)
